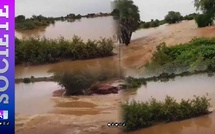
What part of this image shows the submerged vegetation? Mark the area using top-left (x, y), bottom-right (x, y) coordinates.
top-left (15, 36), bottom-right (114, 65)
top-left (122, 95), bottom-right (211, 131)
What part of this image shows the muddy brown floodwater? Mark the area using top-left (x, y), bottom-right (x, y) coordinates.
top-left (15, 17), bottom-right (117, 42)
top-left (16, 81), bottom-right (123, 134)
top-left (16, 20), bottom-right (215, 134)
top-left (124, 73), bottom-right (215, 134)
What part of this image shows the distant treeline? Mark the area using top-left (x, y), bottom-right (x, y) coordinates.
top-left (15, 12), bottom-right (112, 30)
top-left (15, 36), bottom-right (114, 65)
top-left (15, 15), bottom-right (55, 30)
top-left (138, 12), bottom-right (199, 29)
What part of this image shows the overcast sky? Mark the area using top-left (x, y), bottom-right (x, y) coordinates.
top-left (16, 0), bottom-right (112, 17)
top-left (16, 0), bottom-right (197, 21)
top-left (133, 0), bottom-right (197, 21)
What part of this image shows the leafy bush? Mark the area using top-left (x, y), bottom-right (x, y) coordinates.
top-left (164, 11), bottom-right (183, 24)
top-left (52, 57), bottom-right (122, 96)
top-left (139, 19), bottom-right (165, 29)
top-left (54, 72), bottom-right (96, 95)
top-left (15, 36), bottom-right (114, 65)
top-left (183, 13), bottom-right (198, 20)
top-left (125, 76), bottom-right (147, 88)
top-left (122, 95), bottom-right (211, 131)
top-left (195, 14), bottom-right (213, 27)
top-left (145, 38), bottom-right (215, 74)
top-left (54, 66), bottom-right (121, 95)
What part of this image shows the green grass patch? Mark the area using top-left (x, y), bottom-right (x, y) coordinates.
top-left (122, 95), bottom-right (211, 132)
top-left (15, 36), bottom-right (114, 65)
top-left (145, 37), bottom-right (215, 75)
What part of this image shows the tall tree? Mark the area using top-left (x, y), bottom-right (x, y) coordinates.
top-left (112, 0), bottom-right (140, 46)
top-left (194, 0), bottom-right (215, 27)
top-left (194, 0), bottom-right (215, 18)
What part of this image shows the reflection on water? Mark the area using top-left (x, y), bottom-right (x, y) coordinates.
top-left (126, 73), bottom-right (215, 134)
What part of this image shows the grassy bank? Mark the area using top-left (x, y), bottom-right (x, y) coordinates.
top-left (15, 36), bottom-right (114, 65)
top-left (122, 95), bottom-right (211, 131)
top-left (145, 37), bottom-right (215, 74)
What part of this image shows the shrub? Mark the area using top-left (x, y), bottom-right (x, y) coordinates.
top-left (53, 62), bottom-right (121, 95)
top-left (195, 14), bottom-right (213, 27)
top-left (122, 95), bottom-right (211, 131)
top-left (23, 78), bottom-right (31, 83)
top-left (54, 72), bottom-right (96, 95)
top-left (145, 38), bottom-right (215, 74)
top-left (125, 77), bottom-right (147, 88)
top-left (164, 11), bottom-right (183, 24)
top-left (15, 36), bottom-right (114, 65)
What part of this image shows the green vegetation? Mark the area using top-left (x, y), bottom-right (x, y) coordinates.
top-left (125, 77), bottom-right (147, 88)
top-left (183, 13), bottom-right (199, 20)
top-left (15, 15), bottom-right (55, 30)
top-left (122, 95), bottom-right (211, 131)
top-left (145, 37), bottom-right (215, 74)
top-left (194, 0), bottom-right (215, 27)
top-left (16, 76), bottom-right (54, 83)
top-left (122, 38), bottom-right (215, 89)
top-left (124, 71), bottom-right (215, 89)
top-left (15, 36), bottom-right (114, 65)
top-left (54, 68), bottom-right (121, 95)
top-left (23, 78), bottom-right (31, 83)
top-left (195, 14), bottom-right (213, 27)
top-left (113, 0), bottom-right (140, 46)
top-left (139, 19), bottom-right (165, 29)
top-left (138, 13), bottom-right (199, 30)
top-left (15, 12), bottom-right (112, 30)
top-left (164, 11), bottom-right (183, 24)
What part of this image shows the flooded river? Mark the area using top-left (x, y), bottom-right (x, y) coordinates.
top-left (125, 73), bottom-right (215, 134)
top-left (15, 15), bottom-right (215, 134)
top-left (15, 17), bottom-right (117, 42)
top-left (15, 0), bottom-right (215, 134)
